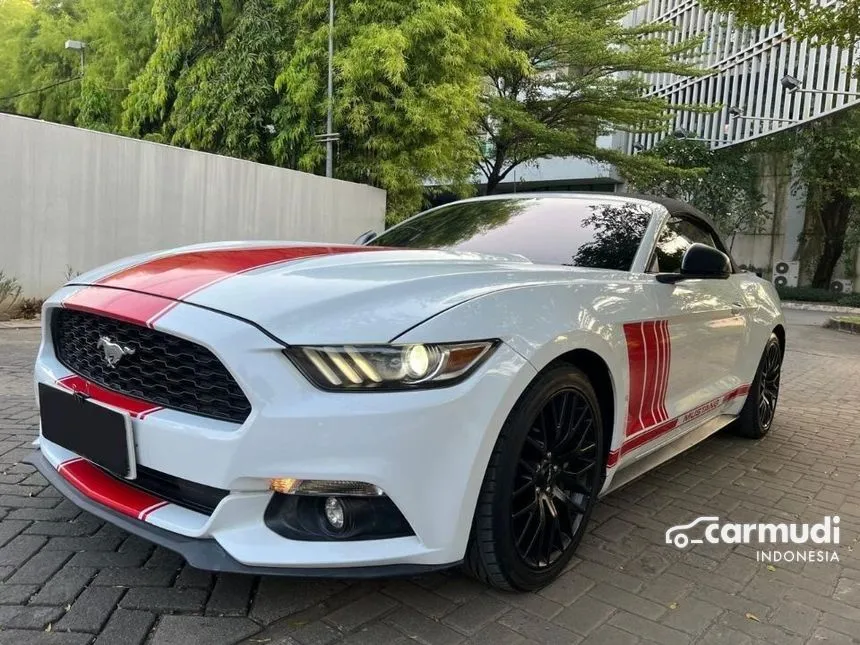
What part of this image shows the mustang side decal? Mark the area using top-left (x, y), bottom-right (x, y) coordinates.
top-left (623, 320), bottom-right (671, 436)
top-left (607, 384), bottom-right (751, 467)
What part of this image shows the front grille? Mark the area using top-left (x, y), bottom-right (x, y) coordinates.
top-left (110, 465), bottom-right (228, 515)
top-left (52, 308), bottom-right (252, 423)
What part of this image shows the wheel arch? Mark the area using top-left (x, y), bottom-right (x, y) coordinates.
top-left (773, 324), bottom-right (786, 355)
top-left (548, 349), bottom-right (616, 480)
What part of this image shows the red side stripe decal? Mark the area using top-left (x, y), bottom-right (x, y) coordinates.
top-left (57, 375), bottom-right (162, 419)
top-left (607, 384), bottom-right (750, 467)
top-left (57, 458), bottom-right (168, 520)
top-left (64, 245), bottom-right (388, 328)
top-left (623, 323), bottom-right (648, 436)
top-left (658, 320), bottom-right (671, 421)
top-left (623, 320), bottom-right (671, 437)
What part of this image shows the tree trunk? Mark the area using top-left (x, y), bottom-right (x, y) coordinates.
top-left (811, 194), bottom-right (853, 289)
top-left (485, 172), bottom-right (502, 195)
top-left (484, 155), bottom-right (519, 195)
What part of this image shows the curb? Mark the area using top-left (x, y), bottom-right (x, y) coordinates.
top-left (826, 317), bottom-right (860, 335)
top-left (0, 319), bottom-right (41, 330)
top-left (781, 301), bottom-right (860, 314)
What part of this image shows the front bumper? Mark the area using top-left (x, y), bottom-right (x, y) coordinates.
top-left (25, 450), bottom-right (455, 578)
top-left (35, 289), bottom-right (537, 571)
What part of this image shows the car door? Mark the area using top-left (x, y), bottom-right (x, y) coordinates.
top-left (648, 214), bottom-right (750, 424)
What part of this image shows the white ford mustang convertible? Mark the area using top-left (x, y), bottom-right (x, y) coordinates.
top-left (30, 193), bottom-right (784, 590)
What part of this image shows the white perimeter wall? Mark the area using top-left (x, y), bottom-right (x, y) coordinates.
top-left (0, 114), bottom-right (386, 297)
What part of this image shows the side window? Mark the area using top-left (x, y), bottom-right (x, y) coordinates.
top-left (652, 216), bottom-right (719, 273)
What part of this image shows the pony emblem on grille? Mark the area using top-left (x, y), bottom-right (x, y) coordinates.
top-left (96, 336), bottom-right (135, 368)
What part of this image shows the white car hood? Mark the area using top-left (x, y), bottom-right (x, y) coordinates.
top-left (70, 242), bottom-right (605, 343)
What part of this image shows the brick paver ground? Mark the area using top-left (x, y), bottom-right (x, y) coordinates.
top-left (0, 314), bottom-right (858, 644)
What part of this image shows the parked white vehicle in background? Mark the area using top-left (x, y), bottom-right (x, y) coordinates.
top-left (30, 193), bottom-right (784, 590)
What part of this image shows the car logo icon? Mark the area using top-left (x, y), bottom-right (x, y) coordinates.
top-left (665, 516), bottom-right (720, 549)
top-left (96, 336), bottom-right (135, 368)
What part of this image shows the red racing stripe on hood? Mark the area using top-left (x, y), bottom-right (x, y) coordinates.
top-left (64, 245), bottom-right (387, 327)
top-left (95, 245), bottom-right (385, 300)
top-left (62, 287), bottom-right (176, 329)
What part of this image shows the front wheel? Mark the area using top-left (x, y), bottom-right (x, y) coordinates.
top-left (731, 332), bottom-right (783, 439)
top-left (464, 365), bottom-right (603, 591)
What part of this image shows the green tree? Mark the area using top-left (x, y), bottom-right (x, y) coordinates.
top-left (75, 0), bottom-right (156, 131)
top-left (0, 1), bottom-right (82, 124)
top-left (622, 137), bottom-right (767, 235)
top-left (793, 109), bottom-right (860, 288)
top-left (0, 0), bottom-right (154, 131)
top-left (701, 0), bottom-right (860, 47)
top-left (275, 0), bottom-right (521, 219)
top-left (122, 0), bottom-right (222, 138)
top-left (0, 0), bottom-right (35, 102)
top-left (478, 0), bottom-right (703, 194)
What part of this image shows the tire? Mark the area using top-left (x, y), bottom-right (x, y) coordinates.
top-left (464, 364), bottom-right (604, 591)
top-left (731, 332), bottom-right (783, 439)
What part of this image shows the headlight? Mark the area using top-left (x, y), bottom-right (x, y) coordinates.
top-left (284, 341), bottom-right (499, 391)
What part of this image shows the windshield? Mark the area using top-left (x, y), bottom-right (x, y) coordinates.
top-left (370, 197), bottom-right (652, 271)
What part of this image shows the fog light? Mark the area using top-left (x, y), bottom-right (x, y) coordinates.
top-left (324, 497), bottom-right (345, 530)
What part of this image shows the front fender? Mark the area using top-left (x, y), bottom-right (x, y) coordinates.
top-left (394, 282), bottom-right (637, 480)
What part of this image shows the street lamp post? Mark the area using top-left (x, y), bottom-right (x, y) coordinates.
top-left (313, 1), bottom-right (340, 177)
top-left (326, 0), bottom-right (334, 178)
top-left (64, 40), bottom-right (86, 76)
top-left (781, 75), bottom-right (860, 98)
top-left (727, 106), bottom-right (795, 124)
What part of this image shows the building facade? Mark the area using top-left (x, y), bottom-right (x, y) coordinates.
top-left (505, 0), bottom-right (859, 288)
top-left (624, 0), bottom-right (860, 288)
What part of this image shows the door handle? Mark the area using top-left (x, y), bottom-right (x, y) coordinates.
top-left (731, 302), bottom-right (744, 315)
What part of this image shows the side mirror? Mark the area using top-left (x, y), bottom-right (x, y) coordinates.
top-left (353, 230), bottom-right (377, 245)
top-left (657, 243), bottom-right (732, 284)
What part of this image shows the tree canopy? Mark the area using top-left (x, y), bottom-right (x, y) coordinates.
top-left (622, 137), bottom-right (767, 236)
top-left (701, 0), bottom-right (860, 47)
top-left (478, 0), bottom-right (703, 193)
top-left (0, 0), bottom-right (701, 219)
top-left (274, 0), bottom-right (521, 217)
top-left (0, 0), bottom-right (155, 130)
top-left (791, 108), bottom-right (860, 287)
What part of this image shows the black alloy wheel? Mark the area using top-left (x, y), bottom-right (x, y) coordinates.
top-left (512, 388), bottom-right (599, 569)
top-left (757, 340), bottom-right (782, 430)
top-left (731, 332), bottom-right (783, 439)
top-left (465, 365), bottom-right (604, 591)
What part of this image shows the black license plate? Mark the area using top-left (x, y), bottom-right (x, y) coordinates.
top-left (39, 383), bottom-right (136, 479)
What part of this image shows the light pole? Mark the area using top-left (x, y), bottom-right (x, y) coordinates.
top-left (326, 0), bottom-right (334, 178)
top-left (312, 1), bottom-right (340, 177)
top-left (64, 40), bottom-right (86, 76)
top-left (781, 74), bottom-right (860, 98)
top-left (727, 106), bottom-right (795, 124)
top-left (670, 129), bottom-right (726, 145)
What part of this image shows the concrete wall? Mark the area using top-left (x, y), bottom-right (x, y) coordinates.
top-left (0, 114), bottom-right (386, 297)
top-left (728, 158), bottom-right (800, 276)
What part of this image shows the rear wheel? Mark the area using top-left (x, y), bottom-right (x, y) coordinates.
top-left (731, 333), bottom-right (782, 439)
top-left (464, 365), bottom-right (603, 591)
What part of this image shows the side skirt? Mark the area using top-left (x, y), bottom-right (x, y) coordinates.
top-left (600, 414), bottom-right (736, 496)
